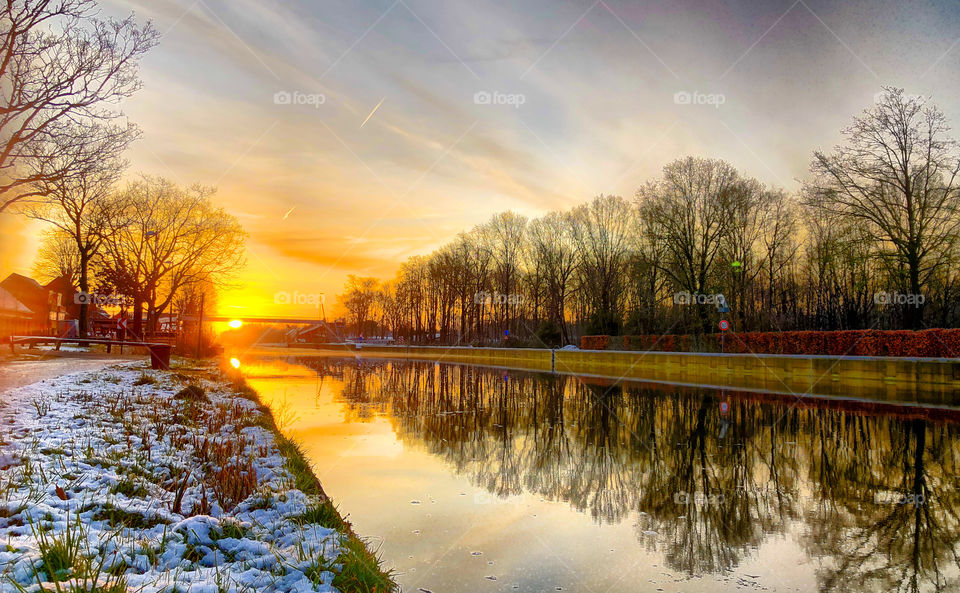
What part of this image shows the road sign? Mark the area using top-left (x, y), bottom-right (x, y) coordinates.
top-left (117, 318), bottom-right (128, 330)
top-left (718, 319), bottom-right (730, 331)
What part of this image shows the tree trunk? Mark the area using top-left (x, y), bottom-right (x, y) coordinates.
top-left (132, 299), bottom-right (143, 338)
top-left (78, 253), bottom-right (90, 339)
top-left (908, 255), bottom-right (923, 330)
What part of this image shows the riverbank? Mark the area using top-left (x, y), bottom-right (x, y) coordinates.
top-left (0, 360), bottom-right (395, 592)
top-left (251, 344), bottom-right (960, 408)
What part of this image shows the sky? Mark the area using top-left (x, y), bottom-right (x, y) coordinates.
top-left (2, 0), bottom-right (960, 318)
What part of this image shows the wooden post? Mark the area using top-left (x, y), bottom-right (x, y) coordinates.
top-left (195, 293), bottom-right (205, 359)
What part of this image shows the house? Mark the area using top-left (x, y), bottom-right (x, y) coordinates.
top-left (285, 321), bottom-right (345, 344)
top-left (0, 273), bottom-right (67, 336)
top-left (42, 275), bottom-right (91, 336)
top-left (0, 286), bottom-right (35, 339)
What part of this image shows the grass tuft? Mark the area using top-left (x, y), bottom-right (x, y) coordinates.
top-left (30, 512), bottom-right (85, 582)
top-left (133, 372), bottom-right (158, 386)
top-left (174, 384), bottom-right (208, 402)
top-left (332, 536), bottom-right (397, 593)
top-left (109, 475), bottom-right (149, 498)
top-left (297, 499), bottom-right (347, 532)
top-left (90, 503), bottom-right (168, 529)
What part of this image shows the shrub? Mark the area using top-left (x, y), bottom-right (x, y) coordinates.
top-left (580, 335), bottom-right (610, 350)
top-left (534, 321), bottom-right (563, 348)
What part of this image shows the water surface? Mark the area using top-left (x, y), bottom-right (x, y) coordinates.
top-left (241, 355), bottom-right (960, 593)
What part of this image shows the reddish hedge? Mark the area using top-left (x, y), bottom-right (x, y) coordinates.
top-left (580, 335), bottom-right (610, 350)
top-left (581, 329), bottom-right (960, 358)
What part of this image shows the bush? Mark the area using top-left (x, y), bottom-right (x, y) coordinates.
top-left (534, 321), bottom-right (563, 348)
top-left (580, 335), bottom-right (610, 350)
top-left (584, 310), bottom-right (621, 336)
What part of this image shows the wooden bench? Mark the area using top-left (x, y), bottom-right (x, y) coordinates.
top-left (8, 337), bottom-right (174, 370)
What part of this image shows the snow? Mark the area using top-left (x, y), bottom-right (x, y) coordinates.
top-left (0, 362), bottom-right (345, 593)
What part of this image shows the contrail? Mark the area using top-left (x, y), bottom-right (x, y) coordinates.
top-left (360, 97), bottom-right (385, 128)
top-left (282, 206), bottom-right (295, 220)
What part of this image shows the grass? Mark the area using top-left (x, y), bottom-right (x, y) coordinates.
top-left (332, 536), bottom-right (396, 593)
top-left (109, 475), bottom-right (148, 498)
top-left (18, 512), bottom-right (128, 592)
top-left (214, 519), bottom-right (246, 540)
top-left (90, 503), bottom-right (168, 529)
top-left (297, 499), bottom-right (347, 532)
top-left (133, 372), bottom-right (158, 386)
top-left (30, 513), bottom-right (84, 581)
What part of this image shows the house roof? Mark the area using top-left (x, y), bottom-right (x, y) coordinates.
top-left (43, 275), bottom-right (77, 296)
top-left (0, 286), bottom-right (34, 318)
top-left (0, 273), bottom-right (47, 314)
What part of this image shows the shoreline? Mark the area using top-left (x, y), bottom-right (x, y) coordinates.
top-left (0, 359), bottom-right (395, 593)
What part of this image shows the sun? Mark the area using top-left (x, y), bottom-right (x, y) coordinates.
top-left (230, 358), bottom-right (240, 369)
top-left (228, 319), bottom-right (243, 329)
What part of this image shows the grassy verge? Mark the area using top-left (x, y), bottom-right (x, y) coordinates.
top-left (214, 363), bottom-right (397, 593)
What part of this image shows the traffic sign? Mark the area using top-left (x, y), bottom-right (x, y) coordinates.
top-left (718, 319), bottom-right (730, 331)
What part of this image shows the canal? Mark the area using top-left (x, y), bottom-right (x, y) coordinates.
top-left (240, 355), bottom-right (960, 593)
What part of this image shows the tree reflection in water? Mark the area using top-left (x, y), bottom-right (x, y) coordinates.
top-left (291, 357), bottom-right (960, 592)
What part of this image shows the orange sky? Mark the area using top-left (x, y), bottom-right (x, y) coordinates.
top-left (3, 0), bottom-right (960, 318)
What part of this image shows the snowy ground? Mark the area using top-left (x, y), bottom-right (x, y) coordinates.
top-left (0, 362), bottom-right (346, 592)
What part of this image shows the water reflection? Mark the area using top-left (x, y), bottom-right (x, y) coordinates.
top-left (279, 357), bottom-right (960, 592)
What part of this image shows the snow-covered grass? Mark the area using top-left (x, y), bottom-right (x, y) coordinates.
top-left (0, 362), bottom-right (395, 593)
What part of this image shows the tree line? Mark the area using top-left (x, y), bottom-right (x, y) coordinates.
top-left (339, 88), bottom-right (960, 346)
top-left (2, 0), bottom-right (246, 339)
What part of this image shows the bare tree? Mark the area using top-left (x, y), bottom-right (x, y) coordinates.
top-left (100, 177), bottom-right (246, 337)
top-left (638, 158), bottom-right (742, 332)
top-left (570, 195), bottom-right (633, 335)
top-left (528, 211), bottom-right (578, 344)
top-left (0, 0), bottom-right (158, 212)
top-left (806, 87), bottom-right (960, 328)
top-left (32, 227), bottom-right (80, 284)
top-left (339, 275), bottom-right (380, 338)
top-left (24, 127), bottom-right (129, 336)
top-left (486, 211), bottom-right (527, 335)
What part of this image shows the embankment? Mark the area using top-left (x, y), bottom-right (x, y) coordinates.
top-left (260, 344), bottom-right (960, 409)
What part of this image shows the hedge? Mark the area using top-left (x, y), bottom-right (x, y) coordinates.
top-left (579, 329), bottom-right (960, 358)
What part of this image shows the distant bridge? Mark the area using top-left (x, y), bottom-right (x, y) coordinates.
top-left (181, 315), bottom-right (329, 325)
